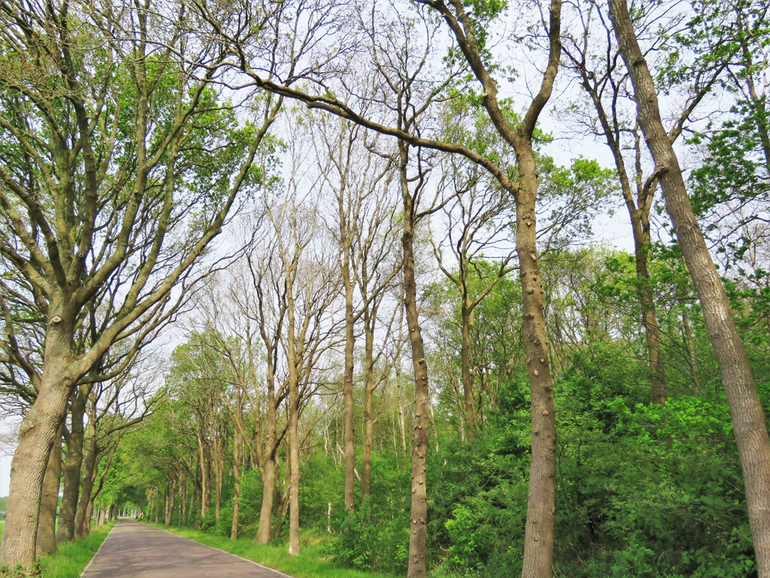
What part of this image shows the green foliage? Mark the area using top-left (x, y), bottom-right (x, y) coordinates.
top-left (328, 503), bottom-right (409, 574)
top-left (554, 349), bottom-right (754, 578)
top-left (428, 378), bottom-right (530, 576)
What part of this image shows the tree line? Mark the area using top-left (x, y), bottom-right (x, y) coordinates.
top-left (0, 0), bottom-right (768, 577)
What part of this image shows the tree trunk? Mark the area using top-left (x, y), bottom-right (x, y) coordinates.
top-left (181, 474), bottom-right (188, 525)
top-left (165, 477), bottom-right (176, 525)
top-left (399, 145), bottom-right (430, 578)
top-left (36, 429), bottom-right (62, 558)
top-left (608, 0), bottom-right (770, 573)
top-left (74, 422), bottom-right (98, 538)
top-left (214, 436), bottom-right (223, 522)
top-left (681, 309), bottom-right (701, 392)
top-left (255, 455), bottom-right (276, 544)
top-left (84, 494), bottom-right (95, 533)
top-left (58, 391), bottom-right (87, 542)
top-left (0, 368), bottom-right (72, 570)
top-left (231, 432), bottom-right (241, 540)
top-left (516, 141), bottom-right (558, 578)
top-left (631, 207), bottom-right (666, 404)
top-left (286, 287), bottom-right (301, 556)
top-left (362, 311), bottom-right (376, 501)
top-left (343, 288), bottom-right (357, 513)
top-left (460, 299), bottom-right (478, 429)
top-left (197, 434), bottom-right (211, 519)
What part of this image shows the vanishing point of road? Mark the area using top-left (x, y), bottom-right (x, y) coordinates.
top-left (82, 519), bottom-right (294, 578)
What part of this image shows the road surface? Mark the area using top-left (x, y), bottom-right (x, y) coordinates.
top-left (82, 519), bottom-right (293, 578)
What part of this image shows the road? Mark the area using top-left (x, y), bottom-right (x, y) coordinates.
top-left (82, 519), bottom-right (293, 578)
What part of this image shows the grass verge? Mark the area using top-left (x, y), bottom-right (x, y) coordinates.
top-left (148, 523), bottom-right (392, 578)
top-left (37, 522), bottom-right (115, 578)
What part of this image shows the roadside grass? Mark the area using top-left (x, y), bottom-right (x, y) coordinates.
top-left (37, 522), bottom-right (115, 578)
top-left (148, 523), bottom-right (393, 578)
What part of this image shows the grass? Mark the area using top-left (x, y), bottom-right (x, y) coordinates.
top-left (36, 522), bottom-right (115, 578)
top-left (148, 522), bottom-right (393, 578)
top-left (0, 521), bottom-right (114, 578)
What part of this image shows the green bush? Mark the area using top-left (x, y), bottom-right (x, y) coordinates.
top-left (327, 502), bottom-right (409, 574)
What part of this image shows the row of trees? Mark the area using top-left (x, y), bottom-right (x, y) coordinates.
top-left (0, 0), bottom-right (768, 576)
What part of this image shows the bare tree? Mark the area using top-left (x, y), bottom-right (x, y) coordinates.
top-left (431, 156), bottom-right (516, 429)
top-left (309, 113), bottom-right (402, 512)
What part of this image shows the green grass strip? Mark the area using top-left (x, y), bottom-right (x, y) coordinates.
top-left (38, 522), bottom-right (116, 578)
top-left (147, 522), bottom-right (392, 578)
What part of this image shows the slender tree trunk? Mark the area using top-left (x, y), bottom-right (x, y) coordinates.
top-left (75, 423), bottom-right (98, 538)
top-left (197, 434), bottom-right (211, 519)
top-left (36, 429), bottom-right (62, 558)
top-left (362, 312), bottom-right (376, 501)
top-left (460, 299), bottom-right (478, 429)
top-left (286, 289), bottom-right (301, 556)
top-left (681, 309), bottom-right (700, 392)
top-left (399, 145), bottom-right (430, 578)
top-left (343, 287), bottom-right (357, 513)
top-left (58, 392), bottom-right (87, 542)
top-left (165, 478), bottom-right (176, 525)
top-left (214, 436), bottom-right (223, 522)
top-left (287, 397), bottom-right (300, 555)
top-left (231, 431), bottom-right (241, 540)
top-left (181, 474), bottom-right (188, 525)
top-left (608, 1), bottom-right (770, 573)
top-left (631, 208), bottom-right (667, 404)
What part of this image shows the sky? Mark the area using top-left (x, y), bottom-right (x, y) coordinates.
top-left (1, 457), bottom-right (9, 496)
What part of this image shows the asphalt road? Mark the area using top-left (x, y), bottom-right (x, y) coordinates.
top-left (82, 519), bottom-right (294, 578)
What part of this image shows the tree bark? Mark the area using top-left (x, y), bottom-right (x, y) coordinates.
top-left (197, 432), bottom-right (211, 519)
top-left (256, 454), bottom-right (277, 543)
top-left (343, 288), bottom-right (357, 513)
top-left (36, 428), bottom-right (62, 558)
top-left (361, 309), bottom-right (376, 501)
top-left (460, 299), bottom-right (477, 429)
top-left (516, 141), bottom-right (557, 578)
top-left (74, 420), bottom-right (98, 538)
top-left (608, 0), bottom-right (770, 573)
top-left (633, 219), bottom-right (667, 405)
top-left (399, 144), bottom-right (430, 578)
top-left (58, 390), bottom-right (87, 542)
top-left (231, 431), bottom-right (241, 540)
top-left (214, 435), bottom-right (223, 522)
top-left (0, 360), bottom-right (73, 570)
top-left (286, 287), bottom-right (301, 556)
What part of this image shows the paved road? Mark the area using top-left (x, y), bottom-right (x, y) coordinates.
top-left (82, 519), bottom-right (293, 578)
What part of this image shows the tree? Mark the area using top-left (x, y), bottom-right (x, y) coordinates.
top-left (562, 0), bottom-right (728, 405)
top-left (310, 113), bottom-right (402, 512)
top-left (431, 154), bottom-right (516, 431)
top-left (0, 0), bottom-right (281, 567)
top-left (608, 0), bottom-right (770, 572)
